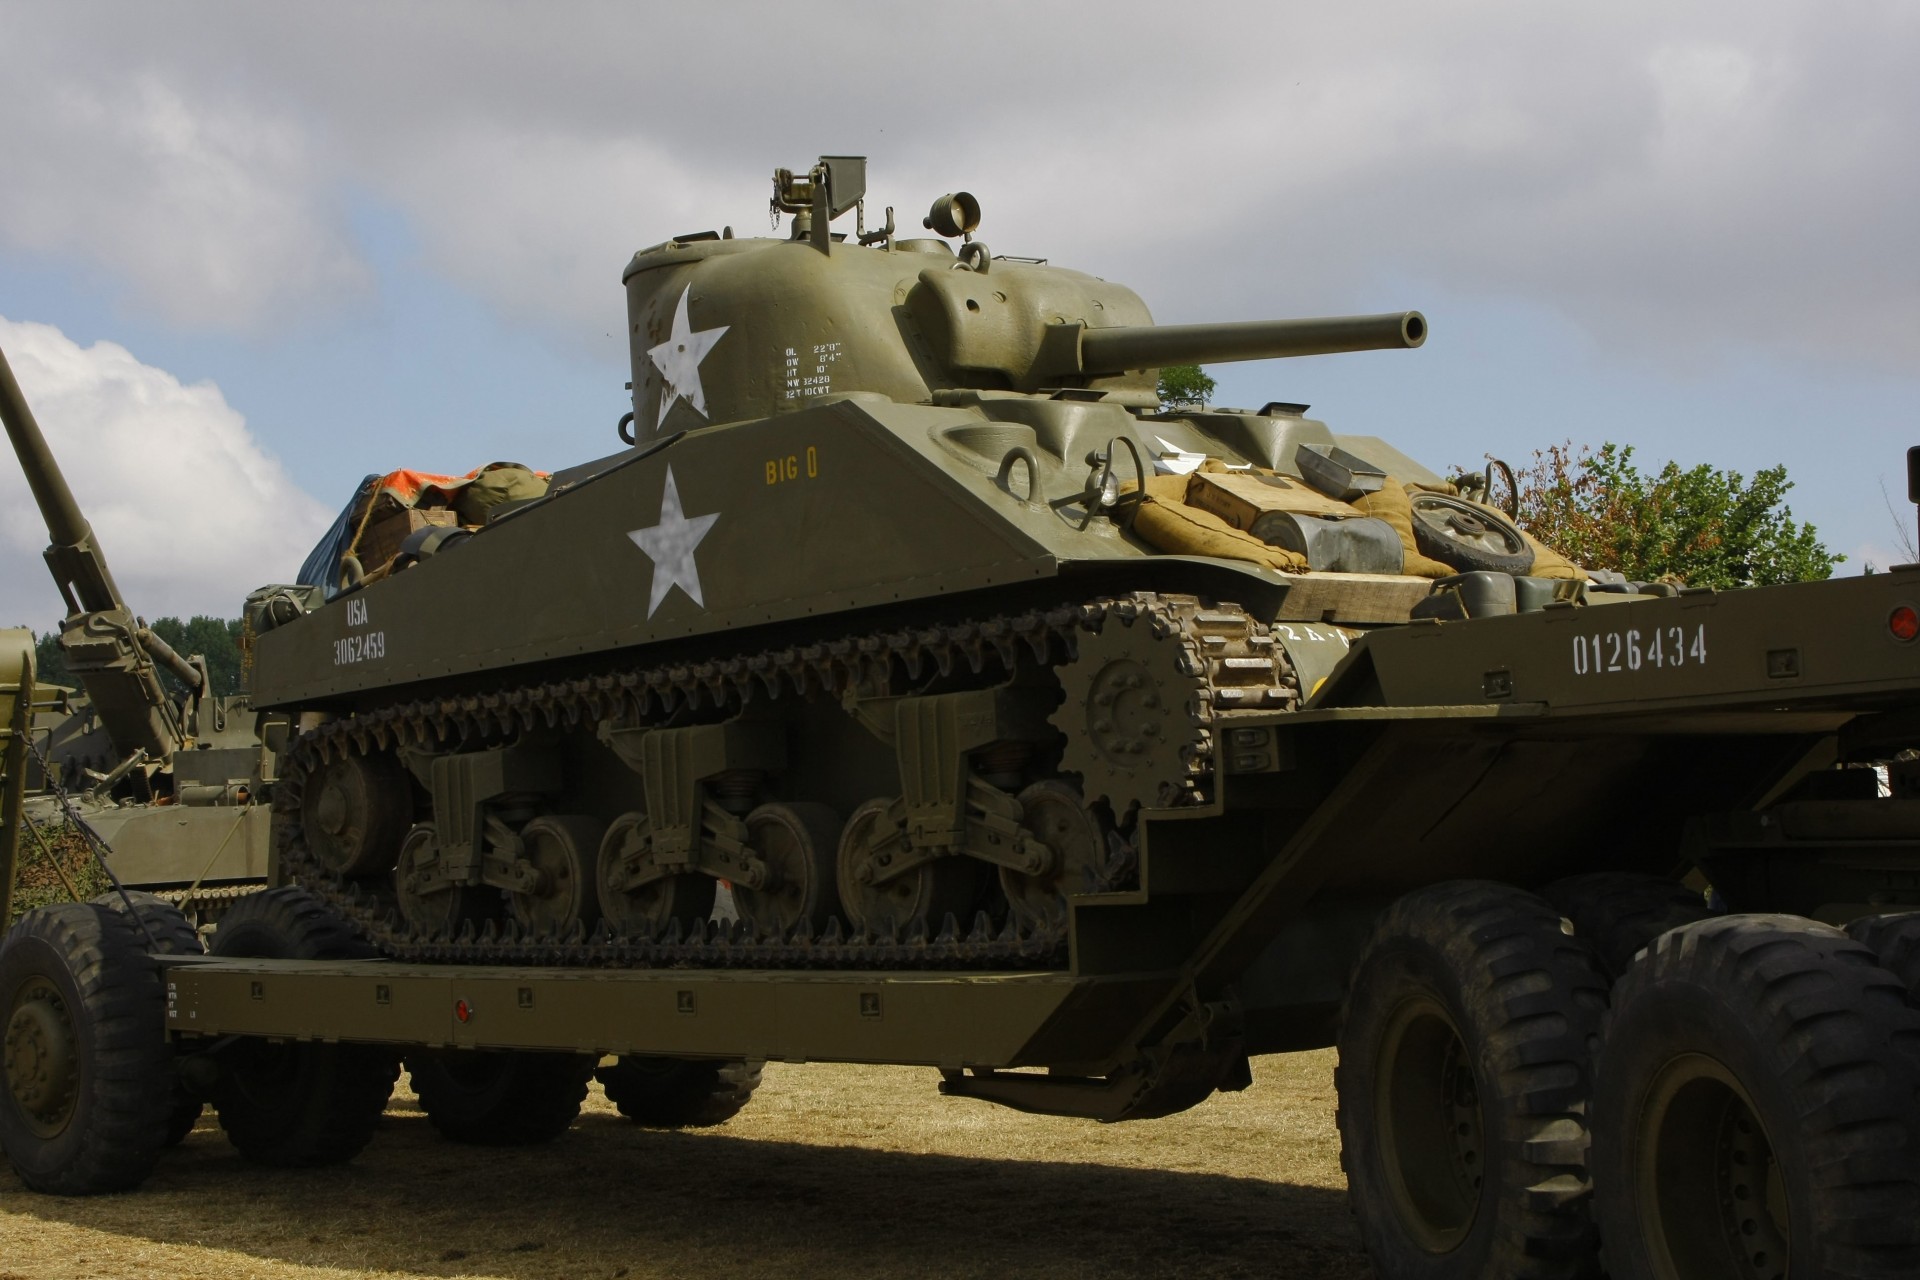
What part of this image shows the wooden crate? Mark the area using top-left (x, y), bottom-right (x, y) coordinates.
top-left (356, 505), bottom-right (458, 571)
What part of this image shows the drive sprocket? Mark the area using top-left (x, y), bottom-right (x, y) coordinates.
top-left (1052, 595), bottom-right (1297, 818)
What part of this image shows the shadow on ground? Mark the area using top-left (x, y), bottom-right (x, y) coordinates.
top-left (2, 1103), bottom-right (1370, 1280)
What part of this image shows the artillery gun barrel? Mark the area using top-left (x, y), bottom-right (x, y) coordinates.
top-left (0, 343), bottom-right (126, 614)
top-left (1, 346), bottom-right (92, 551)
top-left (1071, 311), bottom-right (1426, 375)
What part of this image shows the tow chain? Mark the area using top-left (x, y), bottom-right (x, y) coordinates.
top-left (275, 593), bottom-right (1295, 970)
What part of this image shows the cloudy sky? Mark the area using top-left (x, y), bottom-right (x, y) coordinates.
top-left (1, 1), bottom-right (1916, 623)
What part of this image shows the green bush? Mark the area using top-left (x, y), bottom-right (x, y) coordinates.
top-left (7, 819), bottom-right (111, 926)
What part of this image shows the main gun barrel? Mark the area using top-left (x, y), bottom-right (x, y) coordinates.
top-left (1056, 310), bottom-right (1426, 377)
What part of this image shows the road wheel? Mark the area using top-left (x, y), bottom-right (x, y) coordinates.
top-left (93, 891), bottom-right (205, 1145)
top-left (407, 1049), bottom-right (594, 1145)
top-left (1336, 881), bottom-right (1608, 1279)
top-left (509, 815), bottom-right (606, 937)
top-left (207, 887), bottom-right (397, 1167)
top-left (596, 811), bottom-right (716, 937)
top-left (1592, 915), bottom-right (1920, 1279)
top-left (596, 1056), bottom-right (762, 1127)
top-left (734, 802), bottom-right (841, 937)
top-left (836, 798), bottom-right (976, 936)
top-left (1540, 873), bottom-right (1714, 982)
top-left (999, 780), bottom-right (1106, 935)
top-left (0, 903), bottom-right (172, 1194)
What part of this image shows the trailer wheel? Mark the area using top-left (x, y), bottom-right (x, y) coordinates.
top-left (93, 890), bottom-right (207, 1144)
top-left (1336, 881), bottom-right (1608, 1279)
top-left (206, 886), bottom-right (398, 1167)
top-left (407, 1049), bottom-right (594, 1145)
top-left (1846, 911), bottom-right (1920, 994)
top-left (596, 1056), bottom-right (762, 1127)
top-left (210, 885), bottom-right (376, 961)
top-left (0, 903), bottom-right (172, 1194)
top-left (1592, 915), bottom-right (1920, 1280)
top-left (94, 890), bottom-right (204, 957)
top-left (1540, 873), bottom-right (1714, 982)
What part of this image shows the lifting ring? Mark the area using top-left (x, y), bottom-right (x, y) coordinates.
top-left (996, 446), bottom-right (1041, 506)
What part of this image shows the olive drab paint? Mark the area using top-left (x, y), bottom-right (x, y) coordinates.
top-left (15, 160), bottom-right (1920, 1266)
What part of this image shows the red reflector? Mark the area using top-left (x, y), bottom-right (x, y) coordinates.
top-left (454, 999), bottom-right (473, 1023)
top-left (1892, 606), bottom-right (1920, 642)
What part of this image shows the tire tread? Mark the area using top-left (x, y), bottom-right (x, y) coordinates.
top-left (1336, 880), bottom-right (1609, 1279)
top-left (0, 904), bottom-right (171, 1194)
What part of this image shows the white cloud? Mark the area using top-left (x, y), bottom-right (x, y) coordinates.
top-left (0, 317), bottom-right (331, 624)
top-left (0, 66), bottom-right (369, 331)
top-left (0, 1), bottom-right (1915, 371)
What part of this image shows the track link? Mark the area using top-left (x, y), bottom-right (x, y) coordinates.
top-left (274, 593), bottom-right (1296, 971)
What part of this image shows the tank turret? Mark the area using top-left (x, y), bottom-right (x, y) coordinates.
top-left (622, 156), bottom-right (1422, 437)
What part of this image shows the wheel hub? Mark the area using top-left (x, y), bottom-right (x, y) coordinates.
top-left (5, 980), bottom-right (79, 1136)
top-left (1377, 995), bottom-right (1484, 1253)
top-left (1637, 1053), bottom-right (1789, 1280)
top-left (1085, 658), bottom-right (1174, 763)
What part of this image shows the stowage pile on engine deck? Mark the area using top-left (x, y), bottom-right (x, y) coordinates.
top-left (297, 461), bottom-right (550, 598)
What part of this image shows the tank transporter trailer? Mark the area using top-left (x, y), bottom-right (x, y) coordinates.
top-left (7, 156), bottom-right (1920, 1280)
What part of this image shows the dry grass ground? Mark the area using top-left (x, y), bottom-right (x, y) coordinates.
top-left (0, 1050), bottom-right (1369, 1280)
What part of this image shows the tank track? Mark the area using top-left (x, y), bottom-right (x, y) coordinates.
top-left (274, 593), bottom-right (1297, 971)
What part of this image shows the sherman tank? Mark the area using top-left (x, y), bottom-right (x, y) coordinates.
top-left (253, 157), bottom-right (1446, 959)
top-left (10, 156), bottom-right (1920, 1280)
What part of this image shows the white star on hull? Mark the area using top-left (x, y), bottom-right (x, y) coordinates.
top-left (627, 465), bottom-right (720, 617)
top-left (648, 286), bottom-right (729, 430)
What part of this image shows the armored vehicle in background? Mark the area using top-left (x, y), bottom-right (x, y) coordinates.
top-left (8, 157), bottom-right (1920, 1280)
top-left (1, 347), bottom-right (269, 914)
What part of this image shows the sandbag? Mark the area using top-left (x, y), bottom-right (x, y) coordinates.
top-left (1518, 530), bottom-right (1586, 581)
top-left (1350, 480), bottom-right (1458, 579)
top-left (1123, 473), bottom-right (1309, 572)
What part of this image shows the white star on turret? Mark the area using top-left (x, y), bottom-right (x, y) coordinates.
top-left (648, 286), bottom-right (729, 429)
top-left (627, 466), bottom-right (720, 617)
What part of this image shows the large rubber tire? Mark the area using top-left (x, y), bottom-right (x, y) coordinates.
top-left (1592, 915), bottom-right (1920, 1279)
top-left (1846, 911), bottom-right (1920, 994)
top-left (0, 903), bottom-right (172, 1194)
top-left (407, 1049), bottom-right (595, 1145)
top-left (94, 890), bottom-right (203, 957)
top-left (596, 1056), bottom-right (763, 1127)
top-left (210, 885), bottom-right (374, 961)
top-left (206, 887), bottom-right (398, 1167)
top-left (93, 891), bottom-right (206, 1146)
top-left (1540, 873), bottom-right (1714, 982)
top-left (1336, 881), bottom-right (1609, 1279)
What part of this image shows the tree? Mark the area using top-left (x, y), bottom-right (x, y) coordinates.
top-left (31, 615), bottom-right (247, 697)
top-left (1157, 364), bottom-right (1216, 410)
top-left (32, 630), bottom-right (71, 688)
top-left (1514, 443), bottom-right (1840, 587)
top-left (148, 616), bottom-right (247, 697)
